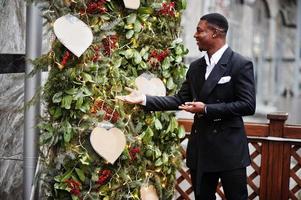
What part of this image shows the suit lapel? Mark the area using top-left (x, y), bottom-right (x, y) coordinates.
top-left (199, 47), bottom-right (233, 101)
top-left (193, 58), bottom-right (206, 100)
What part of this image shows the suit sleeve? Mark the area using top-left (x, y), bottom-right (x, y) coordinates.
top-left (144, 69), bottom-right (193, 111)
top-left (205, 60), bottom-right (256, 118)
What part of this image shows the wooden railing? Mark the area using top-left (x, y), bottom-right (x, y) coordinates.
top-left (175, 112), bottom-right (301, 200)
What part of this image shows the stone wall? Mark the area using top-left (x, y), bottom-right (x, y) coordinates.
top-left (0, 0), bottom-right (26, 54)
top-left (0, 74), bottom-right (24, 200)
top-left (0, 0), bottom-right (26, 199)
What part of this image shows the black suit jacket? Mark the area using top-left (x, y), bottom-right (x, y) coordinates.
top-left (145, 47), bottom-right (256, 172)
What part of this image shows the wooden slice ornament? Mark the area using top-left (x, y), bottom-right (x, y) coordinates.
top-left (123, 0), bottom-right (140, 9)
top-left (135, 72), bottom-right (166, 96)
top-left (53, 14), bottom-right (93, 57)
top-left (140, 184), bottom-right (159, 200)
top-left (90, 121), bottom-right (126, 164)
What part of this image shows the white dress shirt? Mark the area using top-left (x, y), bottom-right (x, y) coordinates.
top-left (204, 44), bottom-right (228, 79)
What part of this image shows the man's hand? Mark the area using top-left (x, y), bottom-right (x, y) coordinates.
top-left (116, 87), bottom-right (144, 104)
top-left (178, 101), bottom-right (206, 113)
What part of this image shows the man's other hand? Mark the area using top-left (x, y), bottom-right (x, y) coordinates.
top-left (178, 101), bottom-right (206, 113)
top-left (116, 87), bottom-right (144, 104)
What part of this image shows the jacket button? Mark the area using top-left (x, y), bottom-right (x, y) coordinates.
top-left (213, 129), bottom-right (217, 134)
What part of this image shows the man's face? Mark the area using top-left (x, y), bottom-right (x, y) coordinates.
top-left (194, 20), bottom-right (215, 52)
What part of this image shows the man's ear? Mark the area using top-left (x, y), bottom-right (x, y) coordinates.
top-left (212, 30), bottom-right (218, 38)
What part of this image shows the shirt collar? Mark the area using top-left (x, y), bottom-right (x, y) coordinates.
top-left (204, 44), bottom-right (228, 66)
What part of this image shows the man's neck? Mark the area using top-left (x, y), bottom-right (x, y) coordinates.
top-left (207, 41), bottom-right (226, 58)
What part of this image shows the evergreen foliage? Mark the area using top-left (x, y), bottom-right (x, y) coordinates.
top-left (33, 0), bottom-right (188, 199)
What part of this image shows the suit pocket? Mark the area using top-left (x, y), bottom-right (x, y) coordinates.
top-left (218, 76), bottom-right (231, 84)
top-left (219, 128), bottom-right (245, 156)
top-left (222, 118), bottom-right (244, 128)
top-left (215, 82), bottom-right (234, 100)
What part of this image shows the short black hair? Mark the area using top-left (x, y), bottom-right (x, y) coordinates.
top-left (200, 13), bottom-right (228, 33)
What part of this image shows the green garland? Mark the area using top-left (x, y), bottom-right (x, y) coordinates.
top-left (34, 0), bottom-right (188, 199)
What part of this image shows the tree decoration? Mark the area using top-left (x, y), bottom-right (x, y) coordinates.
top-left (60, 50), bottom-right (71, 69)
top-left (33, 0), bottom-right (188, 199)
top-left (65, 179), bottom-right (81, 197)
top-left (96, 169), bottom-right (112, 185)
top-left (91, 45), bottom-right (101, 62)
top-left (158, 2), bottom-right (176, 17)
top-left (86, 0), bottom-right (108, 14)
top-left (148, 49), bottom-right (170, 69)
top-left (90, 99), bottom-right (120, 123)
top-left (101, 35), bottom-right (118, 56)
top-left (129, 146), bottom-right (140, 161)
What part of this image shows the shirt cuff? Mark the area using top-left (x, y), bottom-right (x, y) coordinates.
top-left (141, 95), bottom-right (147, 106)
top-left (204, 105), bottom-right (207, 114)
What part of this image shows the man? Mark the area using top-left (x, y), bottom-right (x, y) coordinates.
top-left (117, 13), bottom-right (256, 200)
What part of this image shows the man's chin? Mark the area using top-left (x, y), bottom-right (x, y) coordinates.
top-left (196, 42), bottom-right (204, 51)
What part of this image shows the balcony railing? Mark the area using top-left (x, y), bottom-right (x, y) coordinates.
top-left (176, 112), bottom-right (301, 200)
